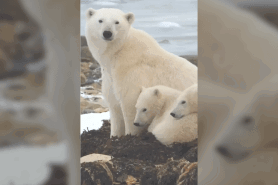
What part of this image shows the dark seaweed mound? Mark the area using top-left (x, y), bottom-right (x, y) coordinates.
top-left (81, 120), bottom-right (197, 185)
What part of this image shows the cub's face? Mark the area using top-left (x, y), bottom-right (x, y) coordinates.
top-left (85, 8), bottom-right (134, 43)
top-left (134, 88), bottom-right (160, 128)
top-left (170, 93), bottom-right (188, 120)
top-left (171, 84), bottom-right (198, 119)
top-left (215, 87), bottom-right (278, 162)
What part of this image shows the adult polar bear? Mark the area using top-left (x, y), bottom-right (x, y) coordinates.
top-left (85, 8), bottom-right (197, 136)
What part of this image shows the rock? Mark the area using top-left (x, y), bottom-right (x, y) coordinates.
top-left (81, 46), bottom-right (100, 70)
top-left (94, 107), bottom-right (109, 113)
top-left (89, 62), bottom-right (99, 71)
top-left (90, 67), bottom-right (102, 80)
top-left (84, 89), bottom-right (100, 95)
top-left (80, 97), bottom-right (104, 113)
top-left (159, 39), bottom-right (170, 44)
top-left (81, 161), bottom-right (113, 185)
top-left (180, 55), bottom-right (198, 66)
top-left (81, 73), bottom-right (87, 84)
top-left (92, 82), bottom-right (102, 91)
top-left (81, 154), bottom-right (112, 163)
top-left (81, 35), bottom-right (87, 47)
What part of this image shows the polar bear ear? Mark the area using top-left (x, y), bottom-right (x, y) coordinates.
top-left (86, 8), bottom-right (96, 19)
top-left (154, 89), bottom-right (160, 96)
top-left (125, 12), bottom-right (135, 25)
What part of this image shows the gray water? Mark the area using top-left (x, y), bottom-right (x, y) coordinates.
top-left (81, 0), bottom-right (197, 56)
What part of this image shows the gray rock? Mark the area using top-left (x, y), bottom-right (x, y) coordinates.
top-left (81, 35), bottom-right (87, 47)
top-left (180, 55), bottom-right (198, 66)
top-left (81, 46), bottom-right (100, 69)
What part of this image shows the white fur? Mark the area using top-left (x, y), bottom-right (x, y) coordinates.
top-left (85, 8), bottom-right (197, 137)
top-left (152, 84), bottom-right (198, 146)
top-left (134, 85), bottom-right (198, 146)
top-left (170, 84), bottom-right (198, 119)
top-left (198, 0), bottom-right (278, 184)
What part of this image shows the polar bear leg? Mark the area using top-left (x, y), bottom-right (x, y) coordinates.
top-left (109, 103), bottom-right (125, 137)
top-left (121, 94), bottom-right (145, 135)
top-left (102, 75), bottom-right (125, 137)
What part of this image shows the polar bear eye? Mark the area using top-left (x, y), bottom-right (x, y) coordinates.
top-left (142, 108), bottom-right (147, 112)
top-left (115, 21), bottom-right (119, 24)
top-left (181, 101), bottom-right (186, 104)
top-left (242, 116), bottom-right (254, 125)
top-left (99, 20), bottom-right (103, 23)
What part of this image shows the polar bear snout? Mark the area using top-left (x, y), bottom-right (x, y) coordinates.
top-left (216, 144), bottom-right (251, 161)
top-left (134, 122), bottom-right (140, 126)
top-left (170, 112), bottom-right (184, 120)
top-left (170, 112), bottom-right (176, 118)
top-left (216, 145), bottom-right (233, 159)
top-left (103, 31), bottom-right (113, 40)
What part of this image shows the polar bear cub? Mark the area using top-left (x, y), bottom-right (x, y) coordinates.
top-left (170, 84), bottom-right (198, 119)
top-left (134, 85), bottom-right (182, 133)
top-left (152, 84), bottom-right (198, 145)
top-left (134, 84), bottom-right (198, 145)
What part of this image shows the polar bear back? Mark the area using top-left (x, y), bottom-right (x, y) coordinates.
top-left (111, 27), bottom-right (198, 92)
top-left (152, 111), bottom-right (198, 146)
top-left (151, 85), bottom-right (198, 145)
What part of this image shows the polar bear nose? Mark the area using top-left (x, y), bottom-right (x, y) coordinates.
top-left (134, 122), bottom-right (140, 126)
top-left (216, 145), bottom-right (233, 158)
top-left (170, 113), bottom-right (176, 117)
top-left (103, 31), bottom-right (112, 39)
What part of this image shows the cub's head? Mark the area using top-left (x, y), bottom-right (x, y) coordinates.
top-left (134, 86), bottom-right (164, 128)
top-left (171, 84), bottom-right (198, 119)
top-left (215, 78), bottom-right (278, 162)
top-left (85, 8), bottom-right (134, 42)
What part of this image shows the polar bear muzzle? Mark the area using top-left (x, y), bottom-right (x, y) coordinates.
top-left (103, 31), bottom-right (113, 40)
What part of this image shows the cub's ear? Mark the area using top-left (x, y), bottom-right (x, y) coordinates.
top-left (86, 8), bottom-right (96, 19)
top-left (125, 12), bottom-right (135, 24)
top-left (154, 89), bottom-right (160, 96)
top-left (139, 86), bottom-right (146, 94)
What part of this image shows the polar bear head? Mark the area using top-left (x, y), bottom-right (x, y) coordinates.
top-left (85, 8), bottom-right (134, 43)
top-left (134, 86), bottom-right (164, 128)
top-left (170, 84), bottom-right (198, 119)
top-left (215, 77), bottom-right (278, 162)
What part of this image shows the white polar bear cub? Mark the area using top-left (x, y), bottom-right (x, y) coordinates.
top-left (134, 84), bottom-right (198, 145)
top-left (152, 84), bottom-right (198, 145)
top-left (85, 8), bottom-right (197, 137)
top-left (134, 85), bottom-right (182, 133)
top-left (170, 84), bottom-right (198, 120)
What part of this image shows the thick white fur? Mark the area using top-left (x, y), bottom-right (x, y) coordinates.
top-left (198, 0), bottom-right (278, 184)
top-left (134, 85), bottom-right (181, 132)
top-left (134, 85), bottom-right (198, 146)
top-left (85, 8), bottom-right (197, 137)
top-left (152, 84), bottom-right (198, 146)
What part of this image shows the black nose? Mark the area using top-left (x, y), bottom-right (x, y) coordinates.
top-left (170, 113), bottom-right (175, 117)
top-left (134, 123), bottom-right (140, 126)
top-left (216, 146), bottom-right (232, 158)
top-left (103, 31), bottom-right (112, 39)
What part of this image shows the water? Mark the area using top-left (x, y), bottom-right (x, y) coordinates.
top-left (81, 0), bottom-right (197, 56)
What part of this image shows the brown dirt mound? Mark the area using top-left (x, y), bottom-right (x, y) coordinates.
top-left (81, 120), bottom-right (197, 185)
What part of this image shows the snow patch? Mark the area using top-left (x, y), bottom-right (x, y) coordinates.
top-left (0, 141), bottom-right (68, 185)
top-left (81, 112), bottom-right (110, 134)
